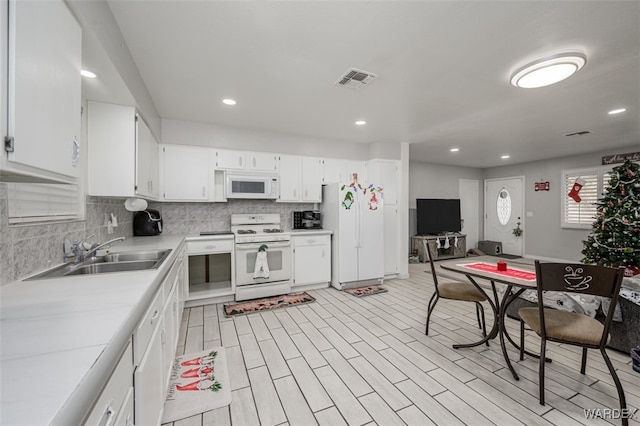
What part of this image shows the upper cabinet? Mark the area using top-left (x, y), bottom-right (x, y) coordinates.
top-left (88, 102), bottom-right (159, 199)
top-left (215, 149), bottom-right (278, 172)
top-left (322, 159), bottom-right (367, 184)
top-left (1, 0), bottom-right (81, 183)
top-left (160, 144), bottom-right (210, 201)
top-left (367, 159), bottom-right (399, 205)
top-left (278, 155), bottom-right (322, 203)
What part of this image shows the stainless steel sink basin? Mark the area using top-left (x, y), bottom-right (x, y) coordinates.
top-left (104, 250), bottom-right (170, 263)
top-left (25, 249), bottom-right (172, 280)
top-left (65, 260), bottom-right (158, 275)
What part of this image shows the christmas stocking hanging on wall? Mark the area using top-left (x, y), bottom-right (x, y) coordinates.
top-left (568, 178), bottom-right (586, 202)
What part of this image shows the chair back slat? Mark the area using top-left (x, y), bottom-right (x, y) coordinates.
top-left (534, 262), bottom-right (624, 298)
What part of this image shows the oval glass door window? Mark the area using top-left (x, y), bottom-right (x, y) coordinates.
top-left (496, 188), bottom-right (512, 225)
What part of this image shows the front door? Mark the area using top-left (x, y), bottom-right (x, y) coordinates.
top-left (484, 177), bottom-right (524, 256)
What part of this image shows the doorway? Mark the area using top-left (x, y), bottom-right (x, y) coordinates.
top-left (484, 177), bottom-right (524, 256)
top-left (459, 179), bottom-right (479, 251)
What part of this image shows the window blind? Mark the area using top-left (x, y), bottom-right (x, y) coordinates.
top-left (7, 182), bottom-right (82, 224)
top-left (561, 168), bottom-right (599, 228)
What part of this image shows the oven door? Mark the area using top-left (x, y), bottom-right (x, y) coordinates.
top-left (235, 241), bottom-right (292, 286)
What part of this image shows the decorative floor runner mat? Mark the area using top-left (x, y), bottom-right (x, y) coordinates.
top-left (344, 285), bottom-right (388, 297)
top-left (223, 292), bottom-right (315, 317)
top-left (162, 347), bottom-right (231, 423)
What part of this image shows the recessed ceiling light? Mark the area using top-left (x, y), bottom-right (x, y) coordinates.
top-left (501, 155), bottom-right (510, 159)
top-left (80, 70), bottom-right (97, 78)
top-left (608, 108), bottom-right (626, 115)
top-left (510, 52), bottom-right (586, 88)
top-left (355, 120), bottom-right (366, 126)
top-left (222, 99), bottom-right (237, 106)
top-left (450, 148), bottom-right (459, 152)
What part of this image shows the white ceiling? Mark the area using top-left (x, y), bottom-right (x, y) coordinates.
top-left (95, 1), bottom-right (638, 168)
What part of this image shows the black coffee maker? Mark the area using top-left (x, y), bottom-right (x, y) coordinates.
top-left (133, 209), bottom-right (163, 236)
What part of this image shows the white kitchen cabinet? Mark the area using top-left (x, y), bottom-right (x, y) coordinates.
top-left (161, 144), bottom-right (210, 201)
top-left (87, 102), bottom-right (159, 199)
top-left (2, 0), bottom-right (81, 183)
top-left (84, 340), bottom-right (133, 425)
top-left (293, 234), bottom-right (331, 288)
top-left (162, 283), bottom-right (179, 391)
top-left (134, 318), bottom-right (164, 426)
top-left (322, 158), bottom-right (347, 184)
top-left (215, 149), bottom-right (278, 171)
top-left (346, 160), bottom-right (367, 183)
top-left (278, 155), bottom-right (323, 202)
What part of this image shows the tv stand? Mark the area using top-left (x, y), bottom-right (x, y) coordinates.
top-left (412, 234), bottom-right (466, 262)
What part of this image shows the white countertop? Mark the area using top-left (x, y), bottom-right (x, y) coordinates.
top-left (0, 235), bottom-right (186, 426)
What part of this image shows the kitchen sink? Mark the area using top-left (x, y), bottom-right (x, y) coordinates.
top-left (25, 249), bottom-right (171, 280)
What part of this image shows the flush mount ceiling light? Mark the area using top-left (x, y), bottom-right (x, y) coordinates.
top-left (80, 69), bottom-right (97, 78)
top-left (355, 120), bottom-right (366, 126)
top-left (222, 99), bottom-right (237, 106)
top-left (608, 108), bottom-right (627, 115)
top-left (510, 52), bottom-right (586, 88)
top-left (450, 148), bottom-right (459, 152)
top-left (501, 155), bottom-right (510, 159)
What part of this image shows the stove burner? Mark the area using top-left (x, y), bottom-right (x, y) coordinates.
top-left (263, 228), bottom-right (283, 233)
top-left (237, 229), bottom-right (257, 234)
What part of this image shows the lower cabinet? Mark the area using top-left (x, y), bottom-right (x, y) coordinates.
top-left (292, 234), bottom-right (331, 288)
top-left (84, 340), bottom-right (133, 425)
top-left (134, 321), bottom-right (165, 426)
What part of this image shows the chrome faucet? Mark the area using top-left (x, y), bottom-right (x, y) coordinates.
top-left (72, 236), bottom-right (126, 263)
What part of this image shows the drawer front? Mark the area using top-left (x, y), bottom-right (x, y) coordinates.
top-left (134, 288), bottom-right (163, 365)
top-left (84, 340), bottom-right (133, 425)
top-left (162, 252), bottom-right (184, 301)
top-left (188, 239), bottom-right (234, 254)
top-left (293, 234), bottom-right (330, 247)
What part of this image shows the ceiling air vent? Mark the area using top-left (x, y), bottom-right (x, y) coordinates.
top-left (565, 130), bottom-right (591, 137)
top-left (335, 68), bottom-right (378, 90)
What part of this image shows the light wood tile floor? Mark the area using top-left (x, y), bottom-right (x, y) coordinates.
top-left (163, 263), bottom-right (640, 426)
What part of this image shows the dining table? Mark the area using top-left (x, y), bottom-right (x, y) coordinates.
top-left (439, 256), bottom-right (550, 380)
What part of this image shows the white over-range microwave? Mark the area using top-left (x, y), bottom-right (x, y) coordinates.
top-left (226, 172), bottom-right (279, 199)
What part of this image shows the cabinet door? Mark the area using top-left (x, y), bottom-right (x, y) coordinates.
top-left (322, 158), bottom-right (347, 184)
top-left (247, 152), bottom-right (278, 171)
top-left (162, 285), bottom-right (178, 391)
top-left (162, 145), bottom-right (210, 200)
top-left (278, 155), bottom-right (301, 201)
top-left (215, 149), bottom-right (245, 170)
top-left (301, 157), bottom-right (323, 202)
top-left (383, 205), bottom-right (398, 275)
top-left (293, 236), bottom-right (331, 285)
top-left (135, 117), bottom-right (154, 198)
top-left (88, 102), bottom-right (136, 197)
top-left (6, 0), bottom-right (81, 181)
top-left (134, 324), bottom-right (164, 426)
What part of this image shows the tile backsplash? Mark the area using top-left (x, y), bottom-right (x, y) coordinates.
top-left (1, 184), bottom-right (314, 286)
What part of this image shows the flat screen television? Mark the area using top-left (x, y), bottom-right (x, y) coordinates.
top-left (416, 198), bottom-right (462, 235)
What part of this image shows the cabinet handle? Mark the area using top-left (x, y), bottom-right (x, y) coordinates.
top-left (293, 189), bottom-right (297, 198)
top-left (125, 413), bottom-right (133, 426)
top-left (103, 405), bottom-right (116, 426)
top-left (305, 190), bottom-right (308, 198)
top-left (239, 156), bottom-right (243, 167)
top-left (307, 239), bottom-right (316, 244)
top-left (151, 309), bottom-right (160, 324)
top-left (202, 187), bottom-right (205, 196)
top-left (204, 245), bottom-right (217, 250)
top-left (253, 157), bottom-right (256, 168)
top-left (322, 249), bottom-right (325, 258)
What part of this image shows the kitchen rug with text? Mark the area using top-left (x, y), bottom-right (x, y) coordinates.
top-left (223, 292), bottom-right (315, 317)
top-left (344, 285), bottom-right (388, 297)
top-left (162, 347), bottom-right (231, 423)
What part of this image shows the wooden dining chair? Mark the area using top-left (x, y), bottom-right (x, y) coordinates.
top-left (423, 240), bottom-right (487, 340)
top-left (518, 261), bottom-right (627, 419)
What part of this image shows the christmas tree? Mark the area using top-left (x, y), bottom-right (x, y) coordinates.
top-left (582, 159), bottom-right (640, 273)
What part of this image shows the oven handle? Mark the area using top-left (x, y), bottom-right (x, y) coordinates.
top-left (235, 241), bottom-right (291, 251)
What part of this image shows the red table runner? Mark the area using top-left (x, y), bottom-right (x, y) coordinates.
top-left (460, 262), bottom-right (537, 281)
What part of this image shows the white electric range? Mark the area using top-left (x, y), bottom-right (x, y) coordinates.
top-left (231, 214), bottom-right (292, 301)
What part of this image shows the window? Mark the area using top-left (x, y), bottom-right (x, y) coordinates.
top-left (7, 182), bottom-right (83, 225)
top-left (561, 166), bottom-right (613, 229)
top-left (496, 188), bottom-right (512, 225)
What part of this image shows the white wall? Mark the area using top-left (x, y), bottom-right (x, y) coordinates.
top-left (162, 119), bottom-right (370, 160)
top-left (482, 145), bottom-right (638, 261)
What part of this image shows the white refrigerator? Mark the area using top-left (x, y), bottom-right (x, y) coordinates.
top-left (321, 181), bottom-right (384, 290)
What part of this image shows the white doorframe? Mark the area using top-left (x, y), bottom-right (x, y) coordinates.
top-left (459, 179), bottom-right (479, 251)
top-left (484, 176), bottom-right (525, 256)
